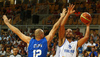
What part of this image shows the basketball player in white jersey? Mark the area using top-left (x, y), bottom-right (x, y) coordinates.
top-left (55, 4), bottom-right (91, 57)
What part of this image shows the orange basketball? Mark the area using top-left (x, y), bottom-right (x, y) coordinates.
top-left (80, 12), bottom-right (92, 24)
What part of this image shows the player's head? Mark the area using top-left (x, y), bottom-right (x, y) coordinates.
top-left (65, 28), bottom-right (73, 39)
top-left (35, 28), bottom-right (44, 39)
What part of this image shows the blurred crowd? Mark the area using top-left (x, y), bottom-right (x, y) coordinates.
top-left (0, 0), bottom-right (100, 25)
top-left (0, 28), bottom-right (100, 57)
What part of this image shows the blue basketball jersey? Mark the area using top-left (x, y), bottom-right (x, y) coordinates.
top-left (28, 37), bottom-right (48, 57)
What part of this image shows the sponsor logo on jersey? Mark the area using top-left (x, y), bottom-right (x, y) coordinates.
top-left (64, 49), bottom-right (75, 53)
top-left (33, 44), bottom-right (42, 48)
top-left (68, 45), bottom-right (72, 49)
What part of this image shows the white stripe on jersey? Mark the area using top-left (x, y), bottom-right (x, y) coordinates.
top-left (55, 39), bottom-right (77, 57)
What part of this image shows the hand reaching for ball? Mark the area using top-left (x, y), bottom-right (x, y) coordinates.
top-left (80, 12), bottom-right (92, 26)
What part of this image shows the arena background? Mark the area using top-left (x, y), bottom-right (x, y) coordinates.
top-left (0, 0), bottom-right (100, 57)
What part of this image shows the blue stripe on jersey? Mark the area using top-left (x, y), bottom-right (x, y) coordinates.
top-left (28, 37), bottom-right (48, 57)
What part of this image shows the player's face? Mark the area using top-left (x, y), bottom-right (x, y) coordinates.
top-left (66, 29), bottom-right (73, 38)
top-left (41, 32), bottom-right (44, 38)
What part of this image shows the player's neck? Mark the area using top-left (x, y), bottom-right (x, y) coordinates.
top-left (67, 39), bottom-right (72, 43)
top-left (35, 37), bottom-right (41, 41)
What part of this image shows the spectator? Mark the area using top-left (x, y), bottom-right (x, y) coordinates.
top-left (6, 8), bottom-right (12, 15)
top-left (98, 33), bottom-right (100, 37)
top-left (97, 43), bottom-right (100, 52)
top-left (50, 50), bottom-right (56, 57)
top-left (78, 46), bottom-right (84, 57)
top-left (9, 47), bottom-right (21, 57)
top-left (16, 38), bottom-right (21, 45)
top-left (89, 47), bottom-right (98, 57)
top-left (96, 36), bottom-right (100, 41)
top-left (80, 32), bottom-right (83, 38)
top-left (3, 34), bottom-right (9, 41)
top-left (89, 36), bottom-right (94, 42)
top-left (7, 38), bottom-right (11, 44)
top-left (14, 42), bottom-right (18, 48)
top-left (74, 10), bottom-right (81, 21)
top-left (29, 29), bottom-right (33, 36)
top-left (18, 41), bottom-right (26, 49)
top-left (24, 44), bottom-right (28, 53)
top-left (17, 46), bottom-right (21, 54)
top-left (20, 49), bottom-right (26, 57)
top-left (92, 31), bottom-right (97, 42)
top-left (46, 16), bottom-right (52, 25)
top-left (98, 48), bottom-right (100, 57)
top-left (0, 36), bottom-right (2, 43)
top-left (84, 52), bottom-right (89, 57)
top-left (24, 29), bottom-right (28, 35)
top-left (11, 45), bottom-right (14, 53)
top-left (8, 33), bottom-right (15, 41)
top-left (0, 47), bottom-right (6, 57)
top-left (83, 41), bottom-right (89, 51)
top-left (87, 40), bottom-right (96, 51)
top-left (90, 53), bottom-right (95, 57)
top-left (95, 40), bottom-right (99, 49)
top-left (78, 36), bottom-right (81, 40)
top-left (75, 28), bottom-right (81, 36)
top-left (5, 47), bottom-right (11, 56)
top-left (47, 46), bottom-right (52, 57)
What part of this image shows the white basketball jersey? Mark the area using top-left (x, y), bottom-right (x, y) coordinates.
top-left (55, 39), bottom-right (77, 57)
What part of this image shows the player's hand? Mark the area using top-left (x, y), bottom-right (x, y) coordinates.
top-left (2, 15), bottom-right (11, 24)
top-left (85, 19), bottom-right (92, 26)
top-left (67, 4), bottom-right (75, 15)
top-left (86, 21), bottom-right (91, 26)
top-left (60, 8), bottom-right (67, 17)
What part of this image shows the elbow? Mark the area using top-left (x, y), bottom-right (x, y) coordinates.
top-left (84, 36), bottom-right (89, 39)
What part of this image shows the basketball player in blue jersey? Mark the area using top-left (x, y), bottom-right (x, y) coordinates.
top-left (2, 8), bottom-right (66, 57)
top-left (55, 4), bottom-right (91, 57)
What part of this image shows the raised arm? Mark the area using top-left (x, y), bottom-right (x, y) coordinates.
top-left (77, 24), bottom-right (90, 48)
top-left (60, 4), bottom-right (75, 26)
top-left (58, 4), bottom-right (75, 46)
top-left (2, 15), bottom-right (31, 44)
top-left (45, 8), bottom-right (66, 44)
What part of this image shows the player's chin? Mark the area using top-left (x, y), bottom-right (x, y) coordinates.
top-left (66, 36), bottom-right (71, 38)
top-left (66, 35), bottom-right (71, 37)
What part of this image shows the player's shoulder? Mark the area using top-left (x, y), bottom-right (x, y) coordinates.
top-left (29, 38), bottom-right (35, 43)
top-left (30, 38), bottom-right (35, 41)
top-left (42, 37), bottom-right (47, 41)
top-left (71, 40), bottom-right (78, 44)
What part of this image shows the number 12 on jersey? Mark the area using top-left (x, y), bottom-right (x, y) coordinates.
top-left (33, 49), bottom-right (42, 57)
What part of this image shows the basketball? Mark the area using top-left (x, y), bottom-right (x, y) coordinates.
top-left (80, 12), bottom-right (92, 24)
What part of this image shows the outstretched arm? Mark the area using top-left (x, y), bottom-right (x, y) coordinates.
top-left (2, 15), bottom-right (31, 44)
top-left (59, 4), bottom-right (75, 46)
top-left (77, 24), bottom-right (90, 48)
top-left (45, 8), bottom-right (66, 44)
